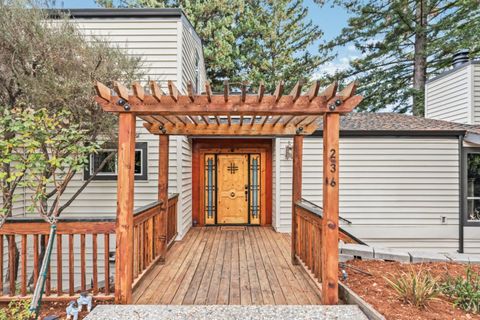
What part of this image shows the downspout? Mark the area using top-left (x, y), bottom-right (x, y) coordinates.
top-left (458, 134), bottom-right (464, 253)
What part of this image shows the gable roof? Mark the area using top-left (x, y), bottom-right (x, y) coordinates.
top-left (314, 112), bottom-right (480, 137)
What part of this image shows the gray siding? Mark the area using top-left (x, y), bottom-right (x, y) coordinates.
top-left (425, 65), bottom-right (471, 124)
top-left (474, 64), bottom-right (480, 124)
top-left (180, 16), bottom-right (206, 93)
top-left (275, 136), bottom-right (480, 253)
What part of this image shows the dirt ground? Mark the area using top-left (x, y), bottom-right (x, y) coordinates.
top-left (0, 300), bottom-right (112, 320)
top-left (340, 260), bottom-right (480, 320)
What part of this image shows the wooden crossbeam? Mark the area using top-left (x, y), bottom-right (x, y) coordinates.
top-left (298, 81), bottom-right (339, 126)
top-left (273, 81), bottom-right (284, 102)
top-left (205, 81), bottom-right (212, 103)
top-left (114, 81), bottom-right (129, 101)
top-left (95, 81), bottom-right (363, 117)
top-left (187, 81), bottom-right (195, 103)
top-left (289, 80), bottom-right (304, 102)
top-left (144, 122), bottom-right (319, 136)
top-left (149, 81), bottom-right (164, 102)
top-left (168, 80), bottom-right (180, 102)
top-left (224, 80), bottom-right (229, 102)
top-left (257, 82), bottom-right (265, 103)
top-left (95, 82), bottom-right (111, 101)
top-left (307, 80), bottom-right (320, 101)
top-left (132, 82), bottom-right (145, 101)
top-left (240, 82), bottom-right (247, 103)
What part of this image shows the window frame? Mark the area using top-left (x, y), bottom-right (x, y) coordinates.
top-left (463, 147), bottom-right (480, 226)
top-left (84, 142), bottom-right (148, 181)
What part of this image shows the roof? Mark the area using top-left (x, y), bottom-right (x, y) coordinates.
top-left (314, 112), bottom-right (480, 136)
top-left (47, 8), bottom-right (184, 19)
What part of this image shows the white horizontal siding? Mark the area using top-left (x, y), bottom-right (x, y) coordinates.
top-left (180, 16), bottom-right (206, 93)
top-left (274, 136), bottom-right (480, 253)
top-left (425, 66), bottom-right (471, 123)
top-left (74, 18), bottom-right (181, 81)
top-left (473, 64), bottom-right (480, 124)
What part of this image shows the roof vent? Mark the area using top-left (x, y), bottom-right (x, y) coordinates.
top-left (452, 50), bottom-right (470, 68)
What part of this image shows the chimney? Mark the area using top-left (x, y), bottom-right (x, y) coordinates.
top-left (452, 50), bottom-right (470, 68)
top-left (425, 51), bottom-right (479, 125)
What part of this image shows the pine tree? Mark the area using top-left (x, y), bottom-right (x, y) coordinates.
top-left (97, 0), bottom-right (330, 91)
top-left (318, 0), bottom-right (480, 115)
top-left (238, 0), bottom-right (329, 92)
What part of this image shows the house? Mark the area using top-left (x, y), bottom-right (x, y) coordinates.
top-left (41, 9), bottom-right (478, 254)
top-left (1, 7), bottom-right (480, 305)
top-left (11, 9), bottom-right (480, 249)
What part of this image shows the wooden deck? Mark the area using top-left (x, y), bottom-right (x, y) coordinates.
top-left (133, 227), bottom-right (322, 305)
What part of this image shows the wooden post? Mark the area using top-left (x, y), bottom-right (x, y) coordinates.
top-left (321, 113), bottom-right (340, 304)
top-left (114, 113), bottom-right (136, 304)
top-left (158, 135), bottom-right (169, 261)
top-left (291, 135), bottom-right (303, 265)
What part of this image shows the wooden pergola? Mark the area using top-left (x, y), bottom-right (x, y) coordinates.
top-left (94, 79), bottom-right (362, 305)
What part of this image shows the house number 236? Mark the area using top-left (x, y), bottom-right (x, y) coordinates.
top-left (325, 148), bottom-right (337, 187)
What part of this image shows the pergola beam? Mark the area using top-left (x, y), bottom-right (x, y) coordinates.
top-left (144, 122), bottom-right (319, 136)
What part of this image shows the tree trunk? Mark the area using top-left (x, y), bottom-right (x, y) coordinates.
top-left (413, 0), bottom-right (428, 116)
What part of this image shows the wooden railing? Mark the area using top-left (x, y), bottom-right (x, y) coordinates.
top-left (294, 200), bottom-right (362, 282)
top-left (0, 193), bottom-right (179, 302)
top-left (167, 194), bottom-right (178, 247)
top-left (132, 193), bottom-right (178, 288)
top-left (0, 217), bottom-right (116, 301)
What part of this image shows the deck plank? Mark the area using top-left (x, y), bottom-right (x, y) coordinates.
top-left (133, 227), bottom-right (322, 305)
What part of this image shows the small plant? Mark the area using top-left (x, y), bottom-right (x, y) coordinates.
top-left (384, 268), bottom-right (440, 308)
top-left (0, 299), bottom-right (33, 320)
top-left (441, 266), bottom-right (480, 314)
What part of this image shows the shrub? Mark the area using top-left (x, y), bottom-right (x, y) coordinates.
top-left (384, 268), bottom-right (440, 308)
top-left (441, 266), bottom-right (480, 314)
top-left (0, 300), bottom-right (32, 320)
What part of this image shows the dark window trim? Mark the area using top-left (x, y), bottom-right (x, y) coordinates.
top-left (463, 147), bottom-right (480, 227)
top-left (84, 142), bottom-right (148, 181)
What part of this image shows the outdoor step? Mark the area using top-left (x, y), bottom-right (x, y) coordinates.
top-left (85, 305), bottom-right (369, 320)
top-left (340, 244), bottom-right (374, 259)
top-left (409, 251), bottom-right (450, 263)
top-left (445, 253), bottom-right (480, 264)
top-left (373, 247), bottom-right (410, 262)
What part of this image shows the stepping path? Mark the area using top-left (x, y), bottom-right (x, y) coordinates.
top-left (85, 305), bottom-right (368, 320)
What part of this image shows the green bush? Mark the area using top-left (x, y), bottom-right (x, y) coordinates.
top-left (441, 266), bottom-right (480, 314)
top-left (384, 268), bottom-right (440, 308)
top-left (0, 300), bottom-right (32, 320)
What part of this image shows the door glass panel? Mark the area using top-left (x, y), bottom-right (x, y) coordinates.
top-left (249, 154), bottom-right (261, 224)
top-left (204, 155), bottom-right (216, 224)
top-left (467, 153), bottom-right (480, 222)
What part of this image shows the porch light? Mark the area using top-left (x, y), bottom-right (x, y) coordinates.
top-left (285, 141), bottom-right (293, 160)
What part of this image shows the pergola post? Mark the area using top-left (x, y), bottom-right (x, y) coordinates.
top-left (291, 135), bottom-right (303, 265)
top-left (157, 135), bottom-right (169, 261)
top-left (115, 113), bottom-right (136, 304)
top-left (321, 113), bottom-right (340, 304)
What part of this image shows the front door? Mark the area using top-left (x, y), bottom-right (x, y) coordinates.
top-left (217, 154), bottom-right (249, 224)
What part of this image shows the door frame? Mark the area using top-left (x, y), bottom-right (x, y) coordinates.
top-left (192, 138), bottom-right (273, 226)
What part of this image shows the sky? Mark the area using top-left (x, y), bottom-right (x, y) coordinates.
top-left (55, 0), bottom-right (354, 76)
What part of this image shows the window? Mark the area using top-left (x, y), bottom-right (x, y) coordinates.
top-left (84, 142), bottom-right (148, 181)
top-left (465, 149), bottom-right (480, 225)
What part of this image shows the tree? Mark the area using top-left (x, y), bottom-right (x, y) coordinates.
top-left (0, 1), bottom-right (141, 218)
top-left (237, 0), bottom-right (329, 92)
top-left (97, 0), bottom-right (329, 91)
top-left (317, 0), bottom-right (480, 115)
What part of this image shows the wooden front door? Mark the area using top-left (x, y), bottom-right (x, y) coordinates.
top-left (217, 154), bottom-right (249, 224)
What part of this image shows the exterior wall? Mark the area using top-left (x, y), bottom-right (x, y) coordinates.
top-left (274, 136), bottom-right (480, 253)
top-left (39, 16), bottom-right (205, 238)
top-left (474, 63), bottom-right (480, 124)
top-left (425, 64), bottom-right (472, 124)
